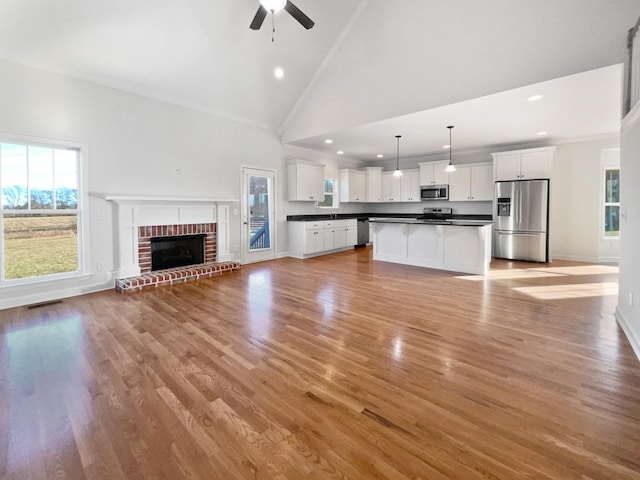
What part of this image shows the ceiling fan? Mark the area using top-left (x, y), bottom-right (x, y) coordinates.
top-left (250, 0), bottom-right (315, 34)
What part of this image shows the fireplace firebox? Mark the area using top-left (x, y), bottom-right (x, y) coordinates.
top-left (151, 234), bottom-right (205, 271)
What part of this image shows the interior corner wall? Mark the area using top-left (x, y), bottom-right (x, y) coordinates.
top-left (550, 136), bottom-right (620, 262)
top-left (617, 104), bottom-right (640, 361)
top-left (0, 59), bottom-right (285, 309)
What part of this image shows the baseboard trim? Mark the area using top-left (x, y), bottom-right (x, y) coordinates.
top-left (615, 307), bottom-right (640, 363)
top-left (0, 281), bottom-right (114, 311)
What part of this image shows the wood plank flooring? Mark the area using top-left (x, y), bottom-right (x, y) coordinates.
top-left (1, 247), bottom-right (639, 479)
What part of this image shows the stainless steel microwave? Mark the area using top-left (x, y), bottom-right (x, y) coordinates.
top-left (420, 184), bottom-right (449, 201)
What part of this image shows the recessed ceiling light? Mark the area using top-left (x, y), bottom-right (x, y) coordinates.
top-left (377, 154), bottom-right (384, 158)
top-left (274, 67), bottom-right (284, 79)
top-left (337, 151), bottom-right (344, 155)
top-left (527, 94), bottom-right (543, 102)
top-left (536, 131), bottom-right (548, 136)
top-left (325, 139), bottom-right (333, 144)
top-left (443, 145), bottom-right (450, 149)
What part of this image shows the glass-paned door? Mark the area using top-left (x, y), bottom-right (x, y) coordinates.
top-left (242, 167), bottom-right (275, 263)
top-left (604, 168), bottom-right (620, 237)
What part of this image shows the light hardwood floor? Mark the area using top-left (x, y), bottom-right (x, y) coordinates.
top-left (1, 247), bottom-right (639, 479)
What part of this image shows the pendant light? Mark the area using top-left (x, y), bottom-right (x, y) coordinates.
top-left (393, 135), bottom-right (403, 177)
top-left (445, 125), bottom-right (456, 173)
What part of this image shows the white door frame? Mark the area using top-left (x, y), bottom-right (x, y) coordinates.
top-left (241, 166), bottom-right (276, 264)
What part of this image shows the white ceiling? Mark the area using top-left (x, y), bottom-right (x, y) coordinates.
top-left (289, 64), bottom-right (624, 161)
top-left (0, 0), bottom-right (633, 159)
top-left (0, 0), bottom-right (364, 130)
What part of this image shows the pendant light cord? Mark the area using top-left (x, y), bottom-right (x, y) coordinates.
top-left (448, 126), bottom-right (453, 164)
top-left (396, 135), bottom-right (401, 170)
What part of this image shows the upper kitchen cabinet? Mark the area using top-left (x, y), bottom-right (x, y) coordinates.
top-left (419, 161), bottom-right (449, 186)
top-left (381, 171), bottom-right (402, 202)
top-left (448, 163), bottom-right (493, 201)
top-left (339, 169), bottom-right (366, 202)
top-left (287, 160), bottom-right (325, 202)
top-left (492, 146), bottom-right (555, 181)
top-left (364, 167), bottom-right (383, 202)
top-left (400, 169), bottom-right (421, 202)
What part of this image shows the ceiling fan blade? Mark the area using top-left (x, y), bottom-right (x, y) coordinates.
top-left (249, 6), bottom-right (268, 30)
top-left (284, 1), bottom-right (315, 29)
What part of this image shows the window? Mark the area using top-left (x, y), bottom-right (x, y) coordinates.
top-left (604, 168), bottom-right (620, 237)
top-left (1, 139), bottom-right (83, 283)
top-left (318, 179), bottom-right (338, 208)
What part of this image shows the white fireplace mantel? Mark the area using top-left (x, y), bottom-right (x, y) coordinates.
top-left (97, 194), bottom-right (238, 278)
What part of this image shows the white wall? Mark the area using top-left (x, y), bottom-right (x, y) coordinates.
top-left (616, 103), bottom-right (640, 360)
top-left (550, 136), bottom-right (620, 262)
top-left (0, 59), bottom-right (286, 309)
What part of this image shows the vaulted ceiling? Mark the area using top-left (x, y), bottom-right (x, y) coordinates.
top-left (0, 0), bottom-right (638, 158)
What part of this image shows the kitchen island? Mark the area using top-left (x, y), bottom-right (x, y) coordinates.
top-left (370, 218), bottom-right (492, 275)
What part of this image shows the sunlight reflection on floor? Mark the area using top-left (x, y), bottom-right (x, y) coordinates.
top-left (456, 269), bottom-right (564, 281)
top-left (512, 282), bottom-right (618, 300)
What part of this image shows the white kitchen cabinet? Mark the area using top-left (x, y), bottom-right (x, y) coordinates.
top-left (345, 220), bottom-right (357, 246)
top-left (492, 147), bottom-right (555, 181)
top-left (448, 163), bottom-right (494, 201)
top-left (334, 220), bottom-right (349, 248)
top-left (288, 219), bottom-right (358, 258)
top-left (381, 171), bottom-right (402, 202)
top-left (287, 160), bottom-right (325, 201)
top-left (339, 169), bottom-right (366, 202)
top-left (364, 167), bottom-right (383, 202)
top-left (419, 161), bottom-right (449, 186)
top-left (400, 169), bottom-right (421, 202)
top-left (303, 224), bottom-right (325, 254)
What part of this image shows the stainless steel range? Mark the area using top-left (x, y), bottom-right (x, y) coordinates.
top-left (417, 207), bottom-right (453, 222)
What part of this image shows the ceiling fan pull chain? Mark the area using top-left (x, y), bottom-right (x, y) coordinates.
top-left (272, 13), bottom-right (275, 42)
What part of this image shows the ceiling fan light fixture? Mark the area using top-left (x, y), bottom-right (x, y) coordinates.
top-left (445, 126), bottom-right (456, 173)
top-left (394, 135), bottom-right (404, 177)
top-left (259, 0), bottom-right (287, 13)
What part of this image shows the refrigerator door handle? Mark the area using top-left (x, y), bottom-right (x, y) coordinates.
top-left (518, 189), bottom-right (522, 229)
top-left (497, 232), bottom-right (540, 237)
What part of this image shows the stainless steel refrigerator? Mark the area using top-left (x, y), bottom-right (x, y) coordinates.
top-left (493, 179), bottom-right (549, 262)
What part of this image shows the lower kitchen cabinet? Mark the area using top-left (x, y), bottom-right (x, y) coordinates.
top-left (288, 219), bottom-right (358, 258)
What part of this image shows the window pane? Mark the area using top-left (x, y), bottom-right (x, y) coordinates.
top-left (317, 193), bottom-right (333, 208)
top-left (604, 206), bottom-right (619, 236)
top-left (28, 146), bottom-right (54, 209)
top-left (54, 149), bottom-right (78, 209)
top-left (3, 213), bottom-right (78, 279)
top-left (1, 143), bottom-right (28, 209)
top-left (248, 175), bottom-right (271, 250)
top-left (605, 169), bottom-right (619, 203)
top-left (324, 179), bottom-right (334, 194)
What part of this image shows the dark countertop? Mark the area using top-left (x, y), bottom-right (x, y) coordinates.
top-left (287, 212), bottom-right (493, 223)
top-left (369, 218), bottom-right (493, 226)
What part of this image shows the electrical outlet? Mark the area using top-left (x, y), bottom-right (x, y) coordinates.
top-left (96, 262), bottom-right (105, 272)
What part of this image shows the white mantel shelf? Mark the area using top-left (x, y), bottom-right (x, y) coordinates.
top-left (92, 193), bottom-right (239, 204)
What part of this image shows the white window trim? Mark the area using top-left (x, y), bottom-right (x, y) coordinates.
top-left (0, 132), bottom-right (89, 287)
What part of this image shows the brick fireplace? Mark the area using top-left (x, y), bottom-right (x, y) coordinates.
top-left (104, 196), bottom-right (240, 292)
top-left (137, 223), bottom-right (216, 273)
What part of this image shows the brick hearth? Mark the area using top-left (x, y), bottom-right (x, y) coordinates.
top-left (116, 261), bottom-right (241, 292)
